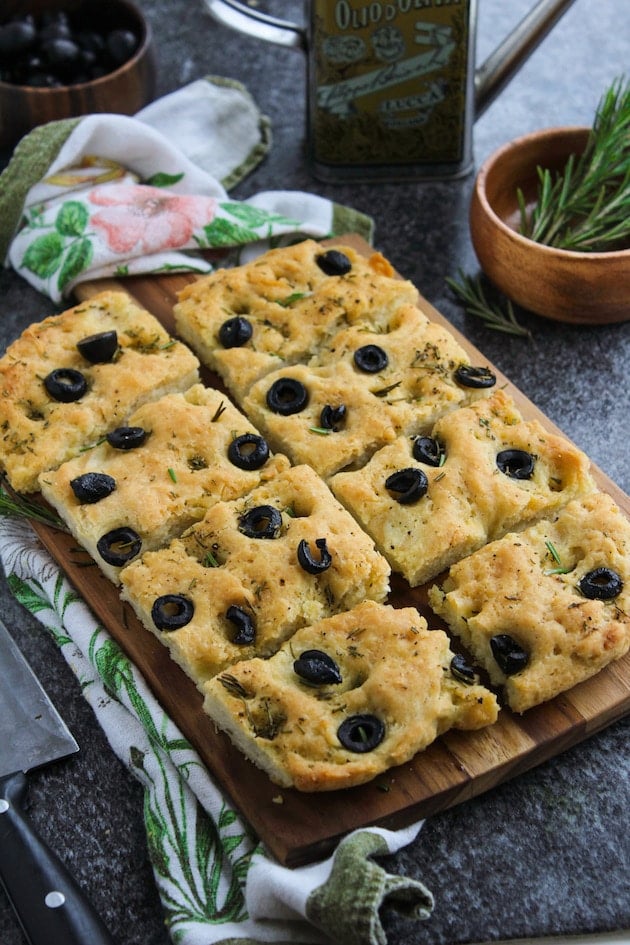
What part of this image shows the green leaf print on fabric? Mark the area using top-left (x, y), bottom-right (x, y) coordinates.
top-left (21, 198), bottom-right (94, 289)
top-left (7, 571), bottom-right (76, 646)
top-left (146, 172), bottom-right (185, 188)
top-left (22, 231), bottom-right (65, 278)
top-left (220, 202), bottom-right (300, 229)
top-left (56, 200), bottom-right (88, 237)
top-left (58, 237), bottom-right (93, 293)
top-left (201, 217), bottom-right (258, 246)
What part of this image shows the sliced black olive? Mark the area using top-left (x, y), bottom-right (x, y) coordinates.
top-left (106, 426), bottom-right (148, 450)
top-left (338, 714), bottom-right (385, 753)
top-left (385, 467), bottom-right (428, 504)
top-left (96, 527), bottom-right (141, 566)
top-left (496, 449), bottom-right (535, 480)
top-left (450, 654), bottom-right (477, 685)
top-left (70, 472), bottom-right (116, 504)
top-left (412, 436), bottom-right (444, 467)
top-left (227, 433), bottom-right (270, 470)
top-left (578, 567), bottom-right (623, 601)
top-left (218, 315), bottom-right (253, 348)
top-left (44, 368), bottom-right (87, 402)
top-left (225, 605), bottom-right (256, 645)
top-left (454, 365), bottom-right (496, 389)
top-left (76, 329), bottom-right (118, 363)
top-left (354, 344), bottom-right (388, 373)
top-left (316, 249), bottom-right (352, 276)
top-left (266, 377), bottom-right (309, 415)
top-left (489, 634), bottom-right (529, 675)
top-left (297, 538), bottom-right (332, 574)
top-left (152, 594), bottom-right (194, 632)
top-left (238, 504), bottom-right (283, 539)
top-left (294, 649), bottom-right (342, 686)
top-left (320, 404), bottom-right (347, 431)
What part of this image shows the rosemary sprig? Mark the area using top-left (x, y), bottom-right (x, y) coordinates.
top-left (0, 487), bottom-right (68, 531)
top-left (446, 271), bottom-right (532, 339)
top-left (518, 76), bottom-right (630, 251)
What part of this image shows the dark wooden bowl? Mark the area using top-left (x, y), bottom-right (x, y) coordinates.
top-left (0, 0), bottom-right (156, 152)
top-left (470, 126), bottom-right (630, 325)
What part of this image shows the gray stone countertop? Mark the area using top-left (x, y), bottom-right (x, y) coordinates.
top-left (0, 1), bottom-right (628, 943)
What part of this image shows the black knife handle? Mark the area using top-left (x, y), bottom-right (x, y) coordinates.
top-left (0, 771), bottom-right (117, 945)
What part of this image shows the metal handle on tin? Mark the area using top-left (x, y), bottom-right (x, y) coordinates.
top-left (202, 0), bottom-right (306, 50)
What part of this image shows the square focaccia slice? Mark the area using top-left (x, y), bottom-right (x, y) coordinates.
top-left (330, 389), bottom-right (595, 586)
top-left (202, 600), bottom-right (499, 791)
top-left (38, 384), bottom-right (290, 583)
top-left (120, 465), bottom-right (391, 685)
top-left (0, 291), bottom-right (199, 493)
top-left (428, 492), bottom-right (630, 713)
top-left (173, 239), bottom-right (418, 399)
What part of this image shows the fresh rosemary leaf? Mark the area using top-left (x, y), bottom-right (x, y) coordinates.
top-left (0, 487), bottom-right (68, 531)
top-left (446, 271), bottom-right (532, 339)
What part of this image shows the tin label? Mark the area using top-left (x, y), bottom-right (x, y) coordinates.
top-left (311, 0), bottom-right (471, 168)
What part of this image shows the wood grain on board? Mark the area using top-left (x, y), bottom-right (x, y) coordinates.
top-left (28, 236), bottom-right (630, 866)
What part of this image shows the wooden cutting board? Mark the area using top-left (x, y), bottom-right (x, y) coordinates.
top-left (28, 236), bottom-right (630, 867)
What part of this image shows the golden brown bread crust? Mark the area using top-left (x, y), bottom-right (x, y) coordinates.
top-left (202, 600), bottom-right (499, 791)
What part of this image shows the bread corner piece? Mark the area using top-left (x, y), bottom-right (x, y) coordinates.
top-left (429, 492), bottom-right (630, 713)
top-left (202, 600), bottom-right (499, 791)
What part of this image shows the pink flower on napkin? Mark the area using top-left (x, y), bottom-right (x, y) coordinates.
top-left (89, 183), bottom-right (217, 255)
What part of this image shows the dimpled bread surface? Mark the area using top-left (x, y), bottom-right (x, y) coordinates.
top-left (202, 600), bottom-right (499, 791)
top-left (0, 291), bottom-right (199, 493)
top-left (428, 492), bottom-right (630, 713)
top-left (330, 389), bottom-right (596, 586)
top-left (38, 384), bottom-right (290, 583)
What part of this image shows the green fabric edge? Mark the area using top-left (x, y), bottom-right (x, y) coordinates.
top-left (0, 117), bottom-right (81, 262)
top-left (332, 202), bottom-right (374, 244)
top-left (205, 75), bottom-right (273, 191)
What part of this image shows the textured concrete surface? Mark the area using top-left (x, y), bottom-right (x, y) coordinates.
top-left (0, 1), bottom-right (628, 943)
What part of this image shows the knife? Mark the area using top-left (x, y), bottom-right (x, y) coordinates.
top-left (0, 617), bottom-right (117, 945)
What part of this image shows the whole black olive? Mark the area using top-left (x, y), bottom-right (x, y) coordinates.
top-left (266, 377), bottom-right (309, 415)
top-left (294, 649), bottom-right (342, 686)
top-left (218, 315), bottom-right (253, 348)
top-left (297, 538), bottom-right (332, 574)
top-left (320, 404), bottom-right (347, 431)
top-left (0, 20), bottom-right (37, 56)
top-left (337, 714), bottom-right (385, 753)
top-left (152, 594), bottom-right (194, 631)
top-left (238, 505), bottom-right (283, 539)
top-left (96, 527), bottom-right (142, 566)
top-left (316, 250), bottom-right (352, 276)
top-left (489, 634), bottom-right (529, 675)
top-left (105, 28), bottom-right (138, 65)
top-left (227, 433), bottom-right (270, 471)
top-left (385, 467), bottom-right (428, 504)
top-left (412, 436), bottom-right (444, 467)
top-left (77, 329), bottom-right (118, 363)
top-left (578, 567), bottom-right (623, 601)
top-left (450, 654), bottom-right (478, 685)
top-left (353, 344), bottom-right (388, 373)
top-left (454, 364), bottom-right (496, 389)
top-left (106, 426), bottom-right (148, 450)
top-left (44, 368), bottom-right (88, 402)
top-left (225, 605), bottom-right (256, 645)
top-left (496, 449), bottom-right (535, 480)
top-left (70, 472), bottom-right (116, 504)
top-left (41, 37), bottom-right (79, 67)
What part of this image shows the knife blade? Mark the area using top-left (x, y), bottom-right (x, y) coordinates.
top-left (0, 617), bottom-right (117, 945)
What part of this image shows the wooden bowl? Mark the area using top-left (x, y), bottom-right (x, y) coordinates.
top-left (0, 0), bottom-right (156, 152)
top-left (470, 126), bottom-right (630, 325)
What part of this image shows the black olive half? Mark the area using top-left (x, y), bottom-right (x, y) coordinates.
top-left (297, 537), bottom-right (332, 574)
top-left (320, 404), bottom-right (347, 431)
top-left (96, 526), bottom-right (142, 566)
top-left (578, 567), bottom-right (623, 601)
top-left (496, 449), bottom-right (535, 480)
top-left (77, 329), bottom-right (118, 363)
top-left (337, 714), bottom-right (385, 753)
top-left (106, 426), bottom-right (148, 450)
top-left (385, 467), bottom-right (429, 504)
top-left (44, 368), bottom-right (87, 402)
top-left (70, 472), bottom-right (116, 504)
top-left (412, 436), bottom-right (444, 467)
top-left (354, 344), bottom-right (388, 374)
top-left (238, 504), bottom-right (283, 539)
top-left (228, 433), bottom-right (270, 471)
top-left (454, 364), bottom-right (496, 389)
top-left (450, 654), bottom-right (477, 685)
top-left (266, 377), bottom-right (309, 415)
top-left (316, 249), bottom-right (352, 276)
top-left (218, 315), bottom-right (253, 348)
top-left (489, 634), bottom-right (529, 675)
top-left (294, 649), bottom-right (342, 686)
top-left (152, 594), bottom-right (194, 632)
top-left (225, 605), bottom-right (256, 645)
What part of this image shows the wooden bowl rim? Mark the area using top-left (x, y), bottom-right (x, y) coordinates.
top-left (473, 125), bottom-right (630, 263)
